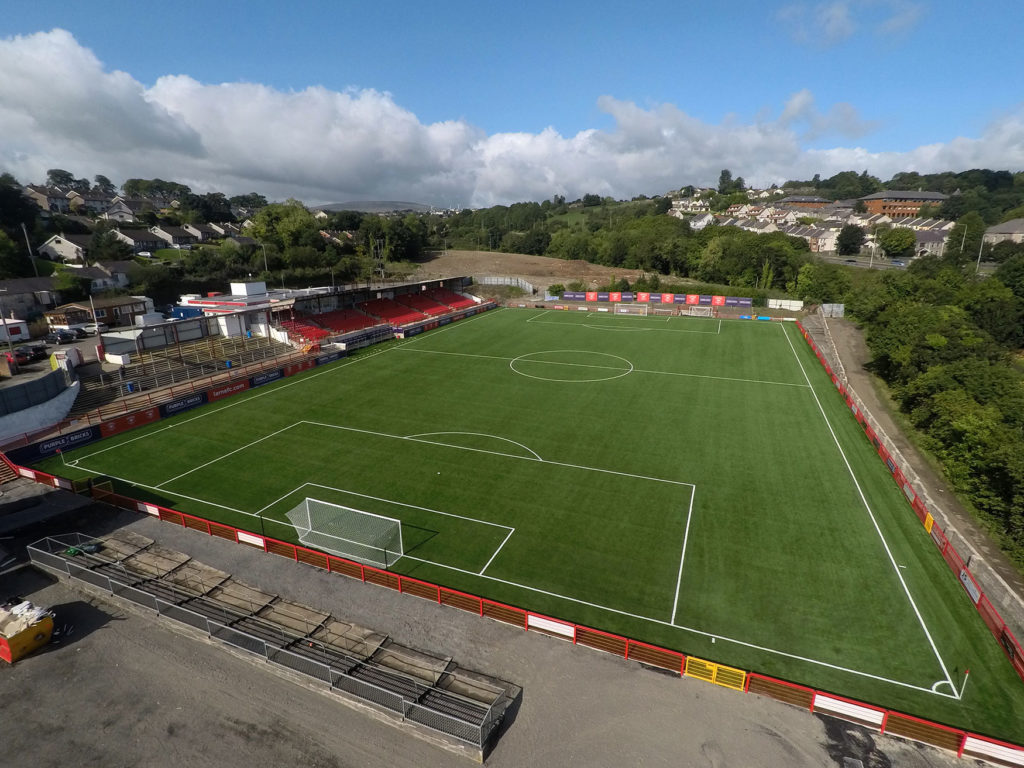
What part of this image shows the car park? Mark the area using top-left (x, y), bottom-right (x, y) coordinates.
top-left (45, 330), bottom-right (76, 345)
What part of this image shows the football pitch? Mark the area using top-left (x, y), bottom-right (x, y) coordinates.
top-left (36, 307), bottom-right (1024, 739)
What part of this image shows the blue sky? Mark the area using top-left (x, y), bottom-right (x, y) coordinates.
top-left (1, 1), bottom-right (1022, 205)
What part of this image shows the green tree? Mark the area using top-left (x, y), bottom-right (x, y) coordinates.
top-left (878, 227), bottom-right (916, 259)
top-left (717, 169), bottom-right (734, 194)
top-left (837, 224), bottom-right (866, 255)
top-left (89, 229), bottom-right (133, 261)
top-left (51, 265), bottom-right (90, 302)
top-left (944, 211), bottom-right (986, 265)
top-left (93, 174), bottom-right (116, 195)
top-left (46, 168), bottom-right (75, 187)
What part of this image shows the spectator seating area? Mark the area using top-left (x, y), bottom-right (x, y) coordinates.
top-left (359, 298), bottom-right (427, 326)
top-left (281, 317), bottom-right (331, 344)
top-left (314, 308), bottom-right (383, 334)
top-left (396, 293), bottom-right (451, 317)
top-left (427, 288), bottom-right (476, 310)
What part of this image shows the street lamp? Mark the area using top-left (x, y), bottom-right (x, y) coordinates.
top-left (259, 243), bottom-right (269, 274)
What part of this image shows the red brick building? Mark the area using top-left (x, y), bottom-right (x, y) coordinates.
top-left (860, 190), bottom-right (948, 217)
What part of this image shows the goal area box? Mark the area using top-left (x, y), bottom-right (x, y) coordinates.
top-left (286, 498), bottom-right (403, 568)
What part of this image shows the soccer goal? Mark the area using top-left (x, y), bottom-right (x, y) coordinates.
top-left (685, 306), bottom-right (715, 317)
top-left (614, 304), bottom-right (648, 315)
top-left (285, 498), bottom-right (404, 568)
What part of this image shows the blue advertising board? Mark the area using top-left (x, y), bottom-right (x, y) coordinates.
top-left (159, 392), bottom-right (209, 418)
top-left (7, 425), bottom-right (102, 464)
top-left (250, 369), bottom-right (284, 388)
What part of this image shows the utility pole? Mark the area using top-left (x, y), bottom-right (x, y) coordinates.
top-left (20, 223), bottom-right (39, 277)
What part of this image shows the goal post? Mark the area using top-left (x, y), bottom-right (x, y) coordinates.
top-left (685, 306), bottom-right (715, 317)
top-left (614, 303), bottom-right (648, 316)
top-left (286, 498), bottom-right (404, 568)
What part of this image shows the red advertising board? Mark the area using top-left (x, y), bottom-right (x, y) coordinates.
top-left (283, 360), bottom-right (316, 377)
top-left (686, 294), bottom-right (699, 305)
top-left (208, 379), bottom-right (250, 403)
top-left (585, 291), bottom-right (598, 302)
top-left (100, 407), bottom-right (160, 438)
top-left (712, 295), bottom-right (726, 306)
top-left (636, 292), bottom-right (650, 303)
top-left (661, 293), bottom-right (675, 304)
top-left (609, 292), bottom-right (621, 302)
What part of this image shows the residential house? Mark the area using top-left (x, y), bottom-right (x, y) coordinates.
top-left (781, 225), bottom-right (837, 252)
top-left (64, 265), bottom-right (123, 293)
top-left (150, 225), bottom-right (198, 247)
top-left (37, 233), bottom-right (92, 262)
top-left (689, 213), bottom-right (717, 231)
top-left (45, 295), bottom-right (153, 329)
top-left (113, 228), bottom-right (162, 254)
top-left (102, 196), bottom-right (158, 223)
top-left (66, 190), bottom-right (113, 214)
top-left (209, 222), bottom-right (241, 237)
top-left (859, 190), bottom-right (948, 217)
top-left (915, 230), bottom-right (947, 258)
top-left (183, 223), bottom-right (217, 242)
top-left (776, 196), bottom-right (832, 210)
top-left (23, 185), bottom-right (71, 213)
top-left (740, 220), bottom-right (777, 234)
top-left (0, 277), bottom-right (61, 320)
top-left (983, 218), bottom-right (1024, 246)
top-left (226, 235), bottom-right (258, 248)
top-left (671, 198), bottom-right (710, 213)
top-left (312, 209), bottom-right (330, 220)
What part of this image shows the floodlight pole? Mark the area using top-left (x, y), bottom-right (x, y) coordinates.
top-left (975, 235), bottom-right (985, 275)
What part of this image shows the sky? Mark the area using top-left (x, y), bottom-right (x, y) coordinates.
top-left (0, 0), bottom-right (1022, 207)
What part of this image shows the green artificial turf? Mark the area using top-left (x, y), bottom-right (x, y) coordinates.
top-left (35, 307), bottom-right (1024, 741)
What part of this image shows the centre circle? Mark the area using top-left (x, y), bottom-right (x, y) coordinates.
top-left (508, 350), bottom-right (634, 382)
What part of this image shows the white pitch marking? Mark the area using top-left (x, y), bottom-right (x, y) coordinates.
top-left (397, 346), bottom-right (808, 388)
top-left (155, 422), bottom-right (300, 488)
top-left (404, 431), bottom-right (543, 461)
top-left (302, 420), bottom-right (695, 489)
top-left (671, 486), bottom-right (697, 624)
top-left (479, 527), bottom-right (516, 575)
top-left (780, 322), bottom-right (957, 695)
top-left (393, 548), bottom-right (957, 699)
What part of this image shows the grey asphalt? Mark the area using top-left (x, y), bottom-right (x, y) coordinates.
top-left (0, 500), bottom-right (968, 768)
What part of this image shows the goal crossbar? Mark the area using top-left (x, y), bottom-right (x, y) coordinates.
top-left (286, 498), bottom-right (404, 568)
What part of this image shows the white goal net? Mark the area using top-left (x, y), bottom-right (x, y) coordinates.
top-left (685, 306), bottom-right (714, 317)
top-left (614, 303), bottom-right (648, 315)
top-left (286, 498), bottom-right (403, 568)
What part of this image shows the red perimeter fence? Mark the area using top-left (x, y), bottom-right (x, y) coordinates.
top-left (7, 454), bottom-right (1024, 766)
top-left (794, 321), bottom-right (1024, 689)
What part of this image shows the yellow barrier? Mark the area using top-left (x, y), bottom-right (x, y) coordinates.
top-left (924, 513), bottom-right (934, 533)
top-left (684, 655), bottom-right (748, 691)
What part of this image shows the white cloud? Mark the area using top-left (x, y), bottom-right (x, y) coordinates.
top-left (777, 1), bottom-right (925, 47)
top-left (0, 28), bottom-right (1020, 206)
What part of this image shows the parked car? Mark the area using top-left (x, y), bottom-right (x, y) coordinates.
top-left (45, 330), bottom-right (76, 345)
top-left (6, 349), bottom-right (30, 366)
top-left (84, 322), bottom-right (109, 335)
top-left (137, 251), bottom-right (153, 259)
top-left (844, 258), bottom-right (857, 264)
top-left (892, 260), bottom-right (906, 267)
top-left (71, 327), bottom-right (89, 339)
top-left (14, 344), bottom-right (47, 361)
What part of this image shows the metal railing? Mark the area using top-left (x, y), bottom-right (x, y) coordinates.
top-left (27, 535), bottom-right (508, 749)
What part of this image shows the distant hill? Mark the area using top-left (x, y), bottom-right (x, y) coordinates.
top-left (313, 201), bottom-right (432, 213)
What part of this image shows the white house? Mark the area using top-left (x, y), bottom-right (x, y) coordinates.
top-left (37, 233), bottom-right (92, 262)
top-left (984, 218), bottom-right (1024, 246)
